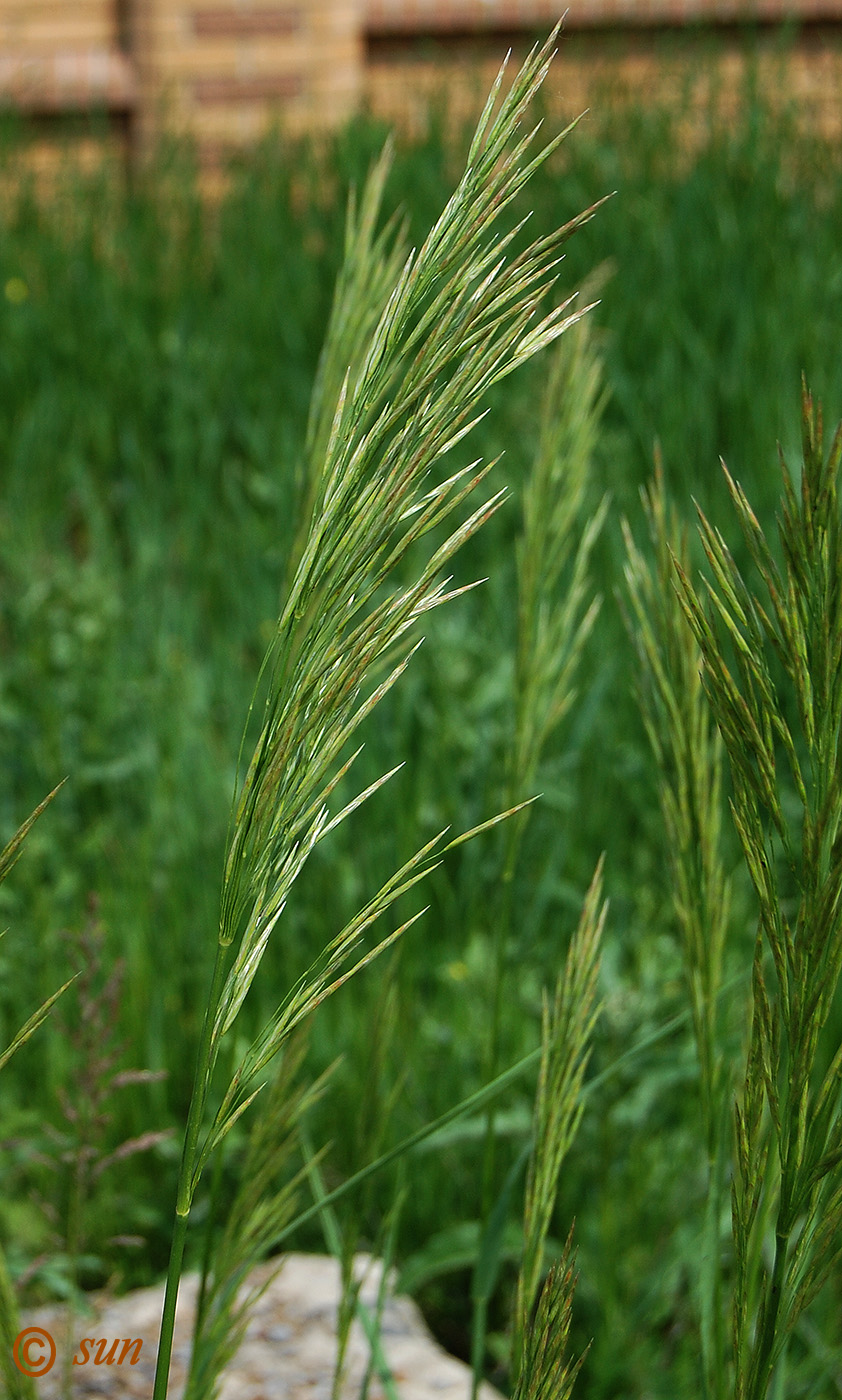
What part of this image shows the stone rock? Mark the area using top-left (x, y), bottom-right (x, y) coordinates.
top-left (18, 1254), bottom-right (504, 1400)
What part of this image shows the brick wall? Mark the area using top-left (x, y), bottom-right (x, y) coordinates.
top-left (0, 0), bottom-right (840, 169)
top-left (0, 0), bottom-right (134, 114)
top-left (363, 2), bottom-right (842, 142)
top-left (0, 1), bottom-right (363, 173)
top-left (366, 0), bottom-right (842, 30)
top-left (134, 1), bottom-right (362, 163)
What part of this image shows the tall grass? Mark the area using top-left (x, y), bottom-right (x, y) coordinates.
top-left (1, 26), bottom-right (842, 1398)
top-left (672, 384), bottom-right (842, 1397)
top-left (0, 786), bottom-right (71, 1400)
top-left (623, 465), bottom-right (734, 1400)
top-left (148, 29), bottom-right (601, 1398)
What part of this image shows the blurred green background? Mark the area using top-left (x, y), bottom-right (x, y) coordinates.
top-left (1, 41), bottom-right (842, 1394)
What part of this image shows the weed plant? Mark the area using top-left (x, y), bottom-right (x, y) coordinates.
top-left (1, 22), bottom-right (842, 1399)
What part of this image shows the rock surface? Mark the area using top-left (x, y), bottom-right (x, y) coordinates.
top-left (19, 1254), bottom-right (503, 1400)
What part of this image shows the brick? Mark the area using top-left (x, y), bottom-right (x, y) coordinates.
top-left (157, 36), bottom-right (309, 79)
top-left (3, 0), bottom-right (842, 180)
top-left (0, 47), bottom-right (136, 111)
top-left (0, 0), bottom-right (116, 48)
top-left (363, 27), bottom-right (842, 141)
top-left (363, 0), bottom-right (842, 28)
top-left (193, 7), bottom-right (302, 37)
top-left (193, 71), bottom-right (303, 102)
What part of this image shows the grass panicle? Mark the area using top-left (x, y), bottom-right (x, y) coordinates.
top-left (510, 279), bottom-right (610, 808)
top-left (511, 1230), bottom-right (586, 1400)
top-left (152, 29), bottom-right (599, 1399)
top-left (671, 381), bottom-right (842, 1398)
top-left (471, 271), bottom-right (606, 1396)
top-left (480, 279), bottom-right (607, 1213)
top-left (287, 138), bottom-right (409, 592)
top-left (512, 856), bottom-right (606, 1387)
top-left (623, 462), bottom-right (734, 1398)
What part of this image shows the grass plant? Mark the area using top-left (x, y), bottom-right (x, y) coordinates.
top-left (2, 25), bottom-right (842, 1398)
top-left (285, 138), bottom-right (408, 596)
top-left (511, 857), bottom-right (605, 1389)
top-left (147, 28), bottom-right (601, 1399)
top-left (470, 303), bottom-right (608, 1393)
top-left (0, 787), bottom-right (71, 1400)
top-left (480, 289), bottom-right (607, 1212)
top-left (183, 1033), bottom-right (328, 1400)
top-left (623, 464), bottom-right (735, 1400)
top-left (672, 383), bottom-right (842, 1397)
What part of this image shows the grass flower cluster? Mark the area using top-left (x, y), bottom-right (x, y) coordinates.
top-left (147, 28), bottom-right (604, 1399)
top-left (672, 385), bottom-right (842, 1398)
top-left (623, 465), bottom-right (734, 1399)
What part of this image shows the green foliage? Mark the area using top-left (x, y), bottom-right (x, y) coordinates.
top-left (288, 138), bottom-right (409, 592)
top-left (471, 263), bottom-right (607, 1395)
top-left (623, 465), bottom-right (736, 1399)
top-left (512, 1232), bottom-right (585, 1400)
top-left (1, 26), bottom-right (842, 1400)
top-left (184, 1035), bottom-right (329, 1400)
top-left (673, 383), bottom-right (842, 1397)
top-left (151, 29), bottom-right (601, 1398)
top-left (512, 858), bottom-right (605, 1387)
top-left (0, 792), bottom-right (67, 1400)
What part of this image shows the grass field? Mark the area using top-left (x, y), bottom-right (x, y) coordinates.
top-left (1, 37), bottom-right (842, 1395)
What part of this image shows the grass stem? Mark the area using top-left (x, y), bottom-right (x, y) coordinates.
top-left (153, 938), bottom-right (229, 1399)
